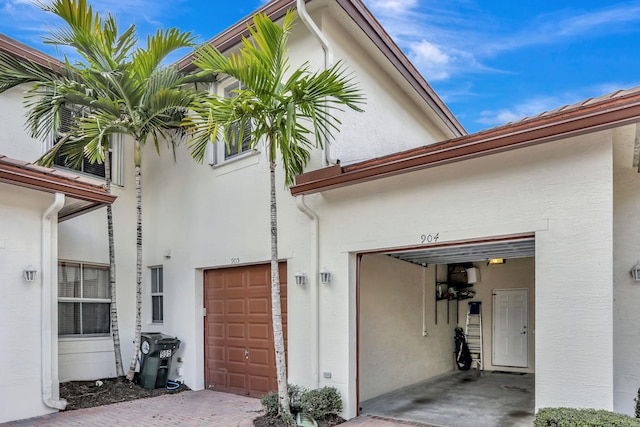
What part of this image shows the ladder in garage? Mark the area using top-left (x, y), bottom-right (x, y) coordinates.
top-left (465, 302), bottom-right (483, 370)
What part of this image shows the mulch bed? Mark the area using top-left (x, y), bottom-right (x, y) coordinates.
top-left (61, 377), bottom-right (344, 427)
top-left (253, 414), bottom-right (345, 427)
top-left (59, 377), bottom-right (189, 411)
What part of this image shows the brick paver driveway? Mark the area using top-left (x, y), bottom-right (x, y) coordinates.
top-left (2, 390), bottom-right (428, 427)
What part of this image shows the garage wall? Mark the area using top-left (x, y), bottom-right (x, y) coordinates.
top-left (455, 258), bottom-right (535, 373)
top-left (359, 255), bottom-right (455, 401)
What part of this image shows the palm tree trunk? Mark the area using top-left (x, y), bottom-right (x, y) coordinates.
top-left (105, 148), bottom-right (124, 378)
top-left (269, 159), bottom-right (291, 421)
top-left (127, 141), bottom-right (143, 382)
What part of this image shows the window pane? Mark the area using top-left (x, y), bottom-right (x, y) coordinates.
top-left (83, 266), bottom-right (109, 299)
top-left (59, 262), bottom-right (81, 298)
top-left (82, 303), bottom-right (110, 334)
top-left (152, 296), bottom-right (163, 323)
top-left (59, 302), bottom-right (80, 335)
top-left (224, 119), bottom-right (251, 159)
top-left (158, 267), bottom-right (163, 293)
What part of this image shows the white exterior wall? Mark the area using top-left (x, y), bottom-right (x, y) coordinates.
top-left (0, 85), bottom-right (46, 160)
top-left (299, 132), bottom-right (613, 417)
top-left (0, 184), bottom-right (57, 422)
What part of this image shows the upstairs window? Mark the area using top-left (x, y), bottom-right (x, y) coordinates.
top-left (208, 82), bottom-right (254, 165)
top-left (49, 105), bottom-right (124, 185)
top-left (58, 262), bottom-right (111, 337)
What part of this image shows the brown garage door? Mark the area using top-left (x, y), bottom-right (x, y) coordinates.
top-left (204, 262), bottom-right (287, 397)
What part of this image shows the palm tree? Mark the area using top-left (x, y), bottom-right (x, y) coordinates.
top-left (185, 11), bottom-right (364, 422)
top-left (0, 0), bottom-right (211, 381)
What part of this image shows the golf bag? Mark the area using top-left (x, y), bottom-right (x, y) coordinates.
top-left (454, 327), bottom-right (472, 370)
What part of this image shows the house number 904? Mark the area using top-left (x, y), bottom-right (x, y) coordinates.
top-left (420, 233), bottom-right (439, 244)
top-left (231, 258), bottom-right (240, 265)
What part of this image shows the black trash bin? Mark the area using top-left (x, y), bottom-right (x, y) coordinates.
top-left (139, 332), bottom-right (180, 389)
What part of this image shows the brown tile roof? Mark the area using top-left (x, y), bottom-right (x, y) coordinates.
top-left (0, 155), bottom-right (116, 220)
top-left (291, 86), bottom-right (640, 195)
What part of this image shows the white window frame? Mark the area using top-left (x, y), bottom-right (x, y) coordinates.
top-left (150, 265), bottom-right (164, 324)
top-left (207, 80), bottom-right (259, 166)
top-left (58, 261), bottom-right (111, 337)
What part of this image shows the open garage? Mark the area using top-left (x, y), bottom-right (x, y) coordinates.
top-left (357, 238), bottom-right (535, 425)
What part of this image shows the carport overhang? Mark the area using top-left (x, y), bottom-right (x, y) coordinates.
top-left (0, 155), bottom-right (116, 220)
top-left (291, 86), bottom-right (640, 196)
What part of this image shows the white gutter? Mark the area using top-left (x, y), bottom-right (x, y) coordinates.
top-left (42, 193), bottom-right (67, 410)
top-left (297, 0), bottom-right (338, 167)
top-left (295, 195), bottom-right (320, 388)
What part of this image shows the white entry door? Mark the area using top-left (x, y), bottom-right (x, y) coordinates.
top-left (493, 288), bottom-right (528, 367)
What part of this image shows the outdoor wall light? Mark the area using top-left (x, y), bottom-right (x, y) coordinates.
top-left (487, 258), bottom-right (506, 265)
top-left (631, 261), bottom-right (640, 281)
top-left (294, 271), bottom-right (307, 286)
top-left (319, 267), bottom-right (331, 284)
top-left (23, 265), bottom-right (37, 282)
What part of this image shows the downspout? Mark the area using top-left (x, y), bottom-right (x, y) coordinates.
top-left (295, 195), bottom-right (320, 388)
top-left (297, 0), bottom-right (338, 167)
top-left (42, 193), bottom-right (67, 410)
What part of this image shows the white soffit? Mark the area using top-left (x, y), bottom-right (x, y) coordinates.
top-left (386, 238), bottom-right (535, 266)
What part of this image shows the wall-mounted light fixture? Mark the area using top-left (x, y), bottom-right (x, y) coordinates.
top-left (631, 261), bottom-right (640, 281)
top-left (24, 265), bottom-right (37, 282)
top-left (487, 258), bottom-right (506, 265)
top-left (319, 267), bottom-right (331, 284)
top-left (294, 271), bottom-right (307, 286)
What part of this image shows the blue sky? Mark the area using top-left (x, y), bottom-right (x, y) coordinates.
top-left (1, 0), bottom-right (639, 134)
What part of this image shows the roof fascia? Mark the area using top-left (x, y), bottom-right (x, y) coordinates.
top-left (291, 90), bottom-right (640, 195)
top-left (0, 162), bottom-right (116, 205)
top-left (0, 33), bottom-right (63, 71)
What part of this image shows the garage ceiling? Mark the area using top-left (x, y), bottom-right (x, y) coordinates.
top-left (387, 238), bottom-right (535, 266)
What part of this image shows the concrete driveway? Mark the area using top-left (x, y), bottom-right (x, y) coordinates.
top-left (2, 390), bottom-right (424, 427)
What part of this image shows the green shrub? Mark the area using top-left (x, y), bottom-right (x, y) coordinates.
top-left (260, 384), bottom-right (305, 416)
top-left (300, 387), bottom-right (343, 420)
top-left (534, 407), bottom-right (640, 426)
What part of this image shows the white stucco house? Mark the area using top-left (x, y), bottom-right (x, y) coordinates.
top-left (3, 0), bottom-right (640, 423)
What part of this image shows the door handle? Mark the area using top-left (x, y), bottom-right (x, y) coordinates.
top-left (244, 349), bottom-right (249, 359)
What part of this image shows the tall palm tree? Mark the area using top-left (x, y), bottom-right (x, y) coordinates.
top-left (0, 0), bottom-right (211, 381)
top-left (185, 11), bottom-right (364, 421)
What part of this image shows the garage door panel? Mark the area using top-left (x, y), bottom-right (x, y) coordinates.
top-left (228, 372), bottom-right (247, 389)
top-left (204, 262), bottom-right (287, 397)
top-left (248, 375), bottom-right (270, 396)
top-left (209, 345), bottom-right (225, 362)
top-left (227, 323), bottom-right (246, 338)
top-left (249, 324), bottom-right (270, 340)
top-left (209, 322), bottom-right (224, 338)
top-left (209, 300), bottom-right (224, 315)
top-left (248, 348), bottom-right (271, 367)
top-left (226, 298), bottom-right (245, 315)
top-left (248, 297), bottom-right (269, 315)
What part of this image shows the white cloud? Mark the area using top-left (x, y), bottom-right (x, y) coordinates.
top-left (408, 40), bottom-right (452, 80)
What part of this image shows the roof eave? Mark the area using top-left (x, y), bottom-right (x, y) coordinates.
top-left (0, 162), bottom-right (116, 206)
top-left (291, 89), bottom-right (640, 196)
